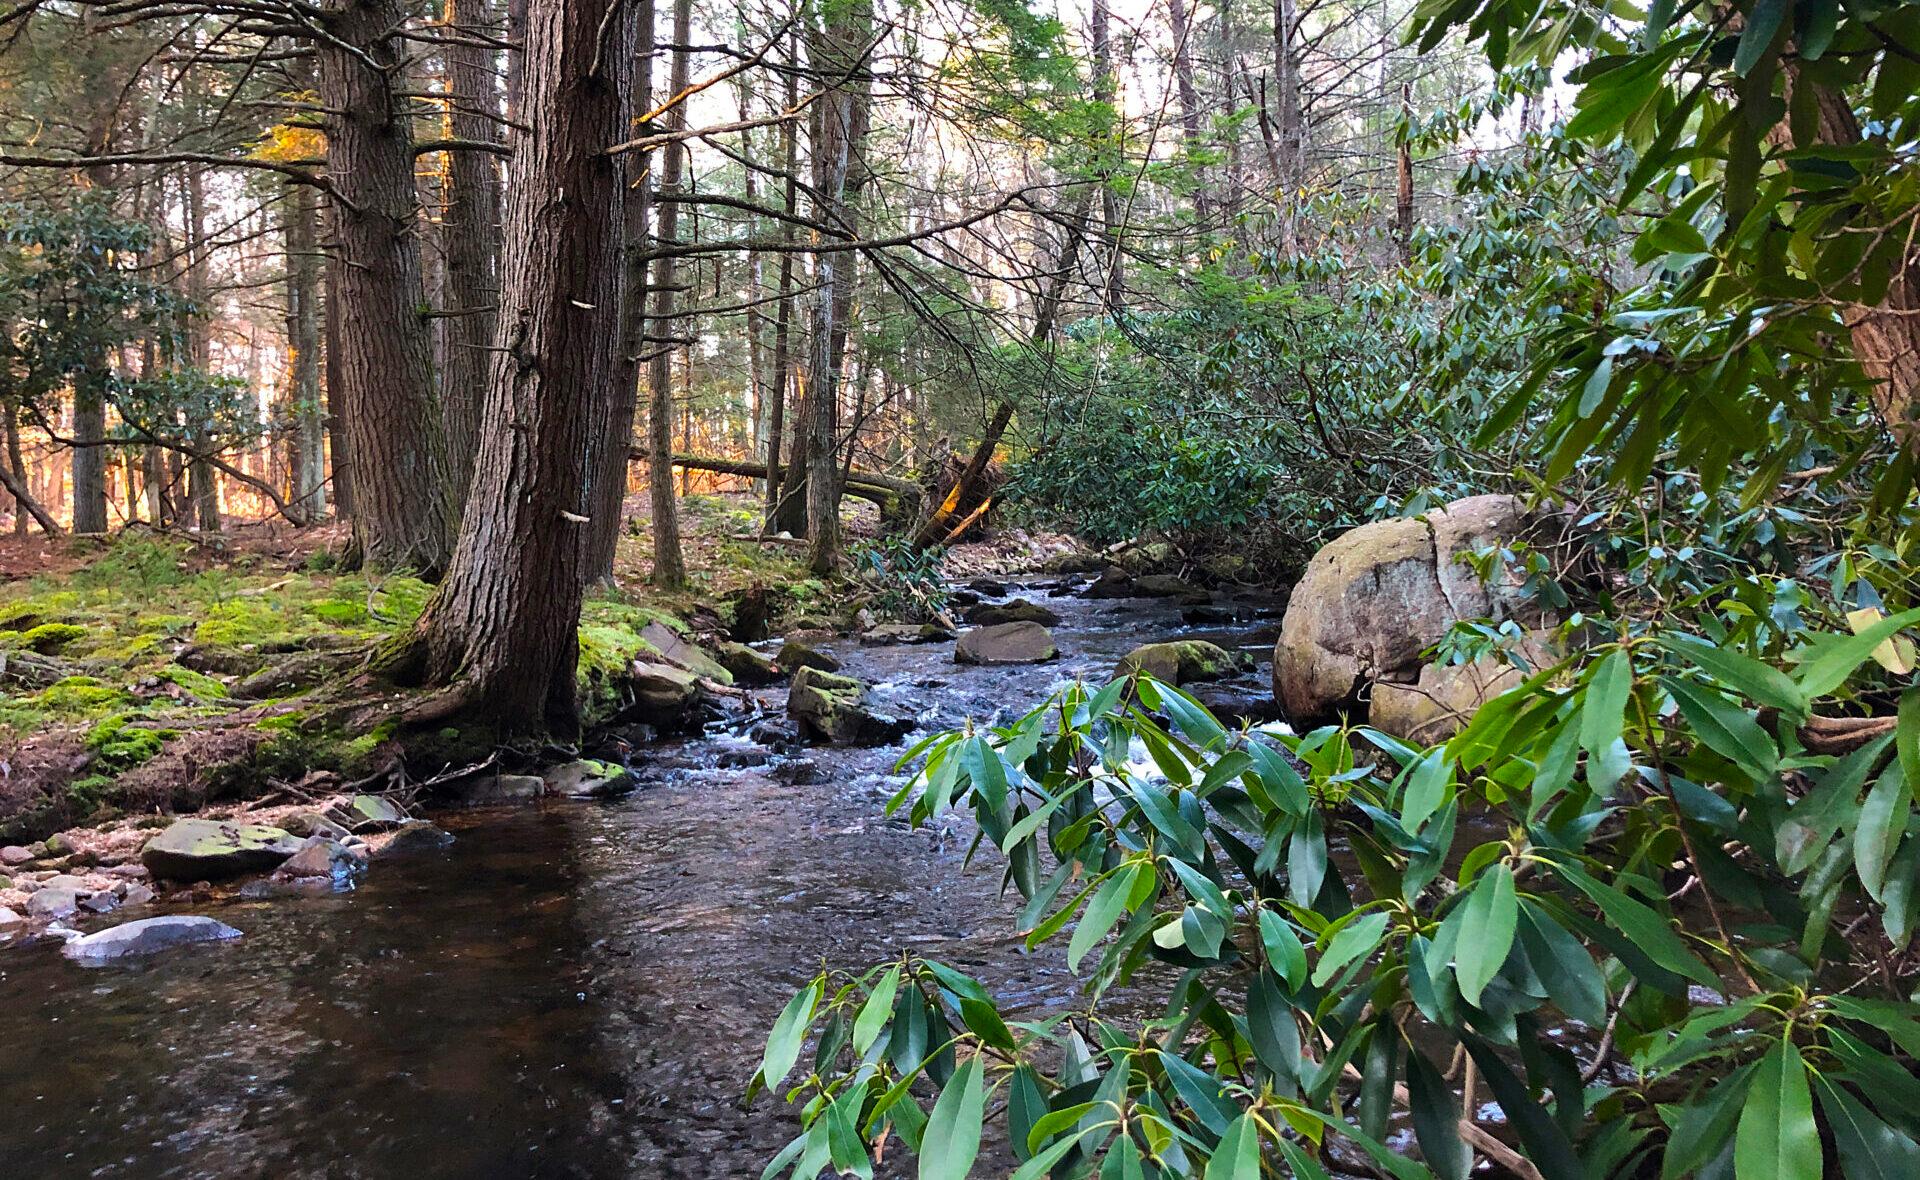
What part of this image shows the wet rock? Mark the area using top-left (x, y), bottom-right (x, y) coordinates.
top-left (639, 621), bottom-right (734, 685)
top-left (280, 812), bottom-right (353, 841)
top-left (1133, 574), bottom-right (1208, 603)
top-left (774, 758), bottom-right (826, 785)
top-left (344, 794), bottom-right (409, 831)
top-left (963, 598), bottom-right (1060, 627)
top-left (955, 621), bottom-right (1058, 666)
top-left (379, 822), bottom-right (456, 855)
top-left (278, 836), bottom-right (358, 879)
top-left (79, 891), bottom-right (120, 915)
top-left (62, 915), bottom-right (242, 965)
top-left (26, 888), bottom-right (80, 919)
top-left (1, 845), bottom-right (33, 867)
top-left (1275, 493), bottom-right (1562, 736)
top-left (860, 622), bottom-right (956, 645)
top-left (715, 745), bottom-right (771, 769)
top-left (776, 638), bottom-right (841, 674)
top-left (141, 818), bottom-right (303, 881)
top-left (1083, 568), bottom-right (1136, 599)
top-left (1117, 640), bottom-right (1243, 685)
top-left (787, 667), bottom-right (912, 746)
top-left (714, 641), bottom-right (782, 686)
top-left (747, 718), bottom-right (804, 752)
top-left (621, 660), bottom-right (704, 731)
top-left (966, 578), bottom-right (1009, 597)
top-left (1182, 605), bottom-right (1237, 626)
top-left (544, 760), bottom-right (631, 798)
top-left (946, 588), bottom-right (982, 608)
top-left (449, 773), bottom-right (547, 805)
top-left (120, 884), bottom-right (156, 907)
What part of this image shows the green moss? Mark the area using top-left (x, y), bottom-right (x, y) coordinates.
top-left (308, 599), bottom-right (370, 625)
top-left (33, 676), bottom-right (128, 717)
top-left (155, 664), bottom-right (229, 701)
top-left (194, 599), bottom-right (288, 647)
top-left (8, 622), bottom-right (89, 654)
top-left (136, 614), bottom-right (195, 634)
top-left (85, 714), bottom-right (170, 771)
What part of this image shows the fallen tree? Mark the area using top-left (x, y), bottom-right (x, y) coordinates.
top-left (630, 448), bottom-right (923, 528)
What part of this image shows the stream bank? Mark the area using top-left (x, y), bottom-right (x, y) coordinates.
top-left (0, 574), bottom-right (1285, 1177)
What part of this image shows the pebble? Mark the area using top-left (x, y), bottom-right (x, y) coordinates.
top-left (0, 846), bottom-right (33, 867)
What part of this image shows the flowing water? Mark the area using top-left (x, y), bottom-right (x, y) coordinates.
top-left (0, 580), bottom-right (1283, 1179)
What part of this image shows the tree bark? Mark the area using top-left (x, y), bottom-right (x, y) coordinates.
top-left (1091, 0), bottom-right (1124, 309)
top-left (763, 51), bottom-right (801, 526)
top-left (1271, 0), bottom-right (1305, 255)
top-left (184, 162), bottom-right (222, 533)
top-left (319, 0), bottom-right (458, 574)
top-left (1164, 0), bottom-right (1210, 222)
top-left (644, 0), bottom-right (692, 588)
top-left (285, 178), bottom-right (328, 521)
top-left (391, 0), bottom-right (627, 734)
top-left (439, 0), bottom-right (503, 500)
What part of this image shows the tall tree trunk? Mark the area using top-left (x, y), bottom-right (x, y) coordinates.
top-left (390, 0), bottom-right (627, 734)
top-left (801, 0), bottom-right (872, 574)
top-left (1091, 0), bottom-right (1124, 309)
top-left (71, 370), bottom-right (109, 534)
top-left (286, 178), bottom-right (328, 520)
top-left (644, 0), bottom-right (692, 588)
top-left (1395, 83), bottom-right (1414, 261)
top-left (439, 0), bottom-right (502, 500)
top-left (590, 0), bottom-right (655, 581)
top-left (319, 0), bottom-right (458, 574)
top-left (763, 57), bottom-right (801, 525)
top-left (1164, 0), bottom-right (1210, 222)
top-left (321, 213), bottom-right (354, 520)
top-left (184, 163), bottom-right (222, 533)
top-left (1271, 0), bottom-right (1305, 255)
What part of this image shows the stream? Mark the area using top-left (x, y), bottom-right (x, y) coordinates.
top-left (0, 579), bottom-right (1284, 1178)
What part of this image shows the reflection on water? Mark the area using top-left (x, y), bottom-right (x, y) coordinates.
top-left (0, 580), bottom-right (1283, 1179)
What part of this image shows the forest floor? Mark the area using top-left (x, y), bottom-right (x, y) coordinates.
top-left (0, 491), bottom-right (1088, 926)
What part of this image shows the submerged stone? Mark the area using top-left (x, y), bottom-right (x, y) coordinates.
top-left (62, 915), bottom-right (243, 965)
top-left (141, 818), bottom-right (303, 881)
top-left (346, 794), bottom-right (409, 830)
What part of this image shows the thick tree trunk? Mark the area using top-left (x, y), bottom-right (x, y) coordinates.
top-left (1091, 0), bottom-right (1124, 309)
top-left (393, 0), bottom-right (627, 734)
top-left (1164, 0), bottom-right (1210, 222)
top-left (285, 179), bottom-right (328, 520)
top-left (1395, 83), bottom-right (1414, 261)
top-left (439, 0), bottom-right (502, 500)
top-left (319, 0), bottom-right (458, 574)
top-left (321, 222), bottom-right (354, 520)
top-left (184, 163), bottom-right (221, 533)
top-left (644, 0), bottom-right (693, 588)
top-left (71, 371), bottom-right (108, 534)
top-left (1271, 0), bottom-right (1305, 254)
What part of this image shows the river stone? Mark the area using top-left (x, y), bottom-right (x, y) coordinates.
top-left (380, 822), bottom-right (456, 855)
top-left (964, 598), bottom-right (1061, 627)
top-left (141, 818), bottom-right (303, 881)
top-left (1, 845), bottom-right (33, 867)
top-left (955, 621), bottom-right (1058, 666)
top-left (1274, 494), bottom-right (1560, 734)
top-left (449, 773), bottom-right (546, 804)
top-left (1042, 552), bottom-right (1107, 574)
top-left (280, 812), bottom-right (352, 841)
top-left (860, 622), bottom-right (955, 646)
top-left (1369, 643), bottom-right (1555, 745)
top-left (26, 888), bottom-right (80, 919)
top-left (623, 660), bottom-right (703, 729)
top-left (121, 884), bottom-right (156, 907)
top-left (544, 760), bottom-right (630, 798)
top-left (777, 638), bottom-right (841, 674)
top-left (278, 836), bottom-right (357, 879)
top-left (638, 622), bottom-right (734, 685)
top-left (966, 578), bottom-right (1009, 596)
top-left (714, 642), bottom-right (782, 686)
top-left (787, 667), bottom-right (911, 746)
top-left (0, 906), bottom-right (22, 926)
top-left (1117, 640), bottom-right (1243, 686)
top-left (61, 915), bottom-right (242, 965)
top-left (1132, 574), bottom-right (1206, 601)
top-left (1083, 568), bottom-right (1135, 599)
top-left (346, 794), bottom-right (409, 830)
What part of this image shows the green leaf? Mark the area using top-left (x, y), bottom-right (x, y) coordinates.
top-left (1312, 911), bottom-right (1390, 988)
top-left (1855, 761), bottom-right (1910, 902)
top-left (1813, 1072), bottom-right (1920, 1180)
top-left (1736, 0), bottom-right (1787, 76)
top-left (919, 1055), bottom-right (985, 1180)
top-left (852, 967), bottom-right (901, 1056)
top-left (1204, 1113), bottom-right (1261, 1180)
top-left (1129, 781), bottom-right (1205, 862)
top-left (1407, 1048), bottom-right (1471, 1180)
top-left (1661, 634), bottom-right (1807, 720)
top-left (1580, 650), bottom-right (1634, 755)
top-left (1553, 860), bottom-right (1719, 988)
top-left (760, 978), bottom-right (823, 1091)
top-left (1259, 909), bottom-right (1309, 992)
top-left (1068, 865), bottom-right (1140, 971)
top-left (1662, 1063), bottom-right (1756, 1180)
top-left (1401, 748), bottom-right (1451, 834)
top-left (1455, 864), bottom-right (1518, 1007)
top-left (1734, 1039), bottom-right (1821, 1180)
top-left (1518, 901), bottom-right (1607, 1028)
top-left (1795, 608), bottom-right (1920, 699)
top-left (1246, 969), bottom-right (1303, 1089)
top-left (1663, 675), bottom-right (1777, 778)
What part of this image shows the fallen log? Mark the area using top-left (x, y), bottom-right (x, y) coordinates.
top-left (629, 448), bottom-right (923, 524)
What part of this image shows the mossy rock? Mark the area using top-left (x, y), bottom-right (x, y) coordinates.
top-left (777, 638), bottom-right (841, 674)
top-left (637, 621), bottom-right (733, 685)
top-left (142, 818), bottom-right (303, 881)
top-left (16, 623), bottom-right (90, 654)
top-left (1117, 640), bottom-right (1243, 686)
top-left (715, 642), bottom-right (782, 686)
top-left (787, 667), bottom-right (909, 745)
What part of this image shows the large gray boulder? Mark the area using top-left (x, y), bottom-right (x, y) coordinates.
top-left (955, 621), bottom-right (1059, 666)
top-left (141, 819), bottom-right (303, 881)
top-left (787, 667), bottom-right (911, 746)
top-left (62, 916), bottom-right (242, 965)
top-left (1274, 494), bottom-right (1559, 737)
